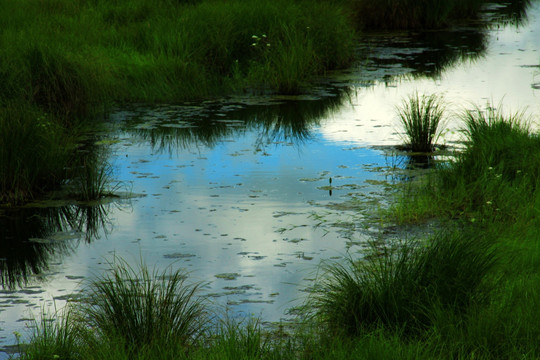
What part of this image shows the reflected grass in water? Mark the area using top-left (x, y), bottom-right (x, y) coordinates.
top-left (0, 203), bottom-right (113, 289)
top-left (121, 88), bottom-right (348, 154)
top-left (348, 0), bottom-right (485, 30)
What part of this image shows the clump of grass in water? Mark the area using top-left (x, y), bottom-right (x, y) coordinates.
top-left (309, 231), bottom-right (497, 337)
top-left (72, 160), bottom-right (118, 201)
top-left (81, 257), bottom-right (208, 354)
top-left (397, 92), bottom-right (446, 153)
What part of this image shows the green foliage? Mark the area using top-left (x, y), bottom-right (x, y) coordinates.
top-left (435, 104), bottom-right (539, 221)
top-left (0, 0), bottom-right (356, 203)
top-left (0, 103), bottom-right (73, 204)
top-left (310, 231), bottom-right (497, 336)
top-left (19, 305), bottom-right (82, 360)
top-left (397, 92), bottom-right (446, 152)
top-left (81, 258), bottom-right (208, 354)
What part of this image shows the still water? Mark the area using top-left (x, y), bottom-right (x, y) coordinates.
top-left (1, 2), bottom-right (539, 356)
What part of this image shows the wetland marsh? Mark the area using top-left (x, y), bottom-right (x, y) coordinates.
top-left (1, 1), bottom-right (540, 358)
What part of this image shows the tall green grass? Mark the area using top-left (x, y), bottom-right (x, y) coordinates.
top-left (390, 102), bottom-right (539, 224)
top-left (0, 0), bottom-right (356, 203)
top-left (397, 92), bottom-right (446, 152)
top-left (81, 258), bottom-right (208, 354)
top-left (435, 104), bottom-right (539, 221)
top-left (0, 103), bottom-right (73, 204)
top-left (309, 231), bottom-right (497, 337)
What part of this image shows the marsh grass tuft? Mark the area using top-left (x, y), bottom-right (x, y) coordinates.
top-left (435, 103), bottom-right (539, 220)
top-left (397, 92), bottom-right (446, 152)
top-left (0, 103), bottom-right (73, 204)
top-left (71, 159), bottom-right (121, 201)
top-left (81, 257), bottom-right (208, 353)
top-left (309, 231), bottom-right (497, 337)
top-left (20, 305), bottom-right (82, 360)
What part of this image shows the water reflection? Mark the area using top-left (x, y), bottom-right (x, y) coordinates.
top-left (120, 89), bottom-right (348, 153)
top-left (358, 0), bottom-right (533, 81)
top-left (485, 0), bottom-right (533, 27)
top-left (0, 203), bottom-right (112, 289)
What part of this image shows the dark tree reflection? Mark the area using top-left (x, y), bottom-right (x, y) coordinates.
top-left (0, 202), bottom-right (113, 289)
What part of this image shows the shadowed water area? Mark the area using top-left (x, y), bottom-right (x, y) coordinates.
top-left (1, 2), bottom-right (539, 356)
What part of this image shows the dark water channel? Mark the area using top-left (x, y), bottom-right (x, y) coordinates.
top-left (1, 2), bottom-right (539, 356)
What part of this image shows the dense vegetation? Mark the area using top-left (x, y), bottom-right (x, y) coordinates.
top-left (0, 0), bottom-right (503, 204)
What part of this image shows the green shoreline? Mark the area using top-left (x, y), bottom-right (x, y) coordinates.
top-left (0, 0), bottom-right (499, 205)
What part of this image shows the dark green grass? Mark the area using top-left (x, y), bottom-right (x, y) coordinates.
top-left (81, 258), bottom-right (208, 354)
top-left (397, 92), bottom-right (446, 152)
top-left (309, 231), bottom-right (497, 337)
top-left (0, 103), bottom-right (73, 204)
top-left (348, 0), bottom-right (487, 30)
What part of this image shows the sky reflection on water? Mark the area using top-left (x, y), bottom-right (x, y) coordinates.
top-left (1, 2), bottom-right (539, 357)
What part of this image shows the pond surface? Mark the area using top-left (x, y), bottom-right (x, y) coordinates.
top-left (1, 2), bottom-right (539, 357)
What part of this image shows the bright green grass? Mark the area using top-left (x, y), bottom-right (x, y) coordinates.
top-left (0, 0), bottom-right (355, 111)
top-left (390, 102), bottom-right (540, 224)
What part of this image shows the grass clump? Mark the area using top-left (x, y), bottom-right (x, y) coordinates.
top-left (397, 92), bottom-right (446, 152)
top-left (434, 104), bottom-right (539, 221)
top-left (309, 231), bottom-right (497, 337)
top-left (81, 258), bottom-right (208, 354)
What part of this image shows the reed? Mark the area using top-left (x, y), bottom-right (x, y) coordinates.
top-left (19, 305), bottom-right (82, 360)
top-left (397, 92), bottom-right (446, 152)
top-left (0, 103), bottom-right (73, 204)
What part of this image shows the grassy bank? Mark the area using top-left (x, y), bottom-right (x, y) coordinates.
top-left (0, 0), bottom-right (355, 204)
top-left (14, 103), bottom-right (540, 359)
top-left (1, 0), bottom-right (522, 204)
